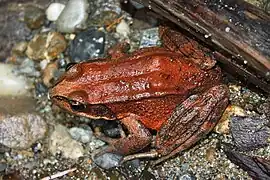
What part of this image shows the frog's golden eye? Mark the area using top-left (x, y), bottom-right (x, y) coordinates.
top-left (69, 100), bottom-right (87, 112)
top-left (65, 62), bottom-right (77, 72)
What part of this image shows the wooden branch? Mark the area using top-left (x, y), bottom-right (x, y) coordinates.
top-left (133, 0), bottom-right (270, 93)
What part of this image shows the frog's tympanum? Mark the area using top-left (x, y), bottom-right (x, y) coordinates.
top-left (49, 27), bottom-right (229, 165)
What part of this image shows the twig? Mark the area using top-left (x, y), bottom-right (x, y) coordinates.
top-left (41, 168), bottom-right (77, 180)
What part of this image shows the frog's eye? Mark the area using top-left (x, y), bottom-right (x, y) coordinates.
top-left (69, 100), bottom-right (86, 112)
top-left (65, 62), bottom-right (77, 72)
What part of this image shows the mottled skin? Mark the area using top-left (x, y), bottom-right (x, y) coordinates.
top-left (49, 27), bottom-right (229, 165)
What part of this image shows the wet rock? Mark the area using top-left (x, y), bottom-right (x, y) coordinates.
top-left (93, 152), bottom-right (122, 169)
top-left (0, 113), bottom-right (47, 149)
top-left (46, 3), bottom-right (65, 21)
top-left (224, 148), bottom-right (270, 180)
top-left (69, 28), bottom-right (105, 62)
top-left (139, 27), bottom-right (160, 48)
top-left (26, 32), bottom-right (67, 61)
top-left (11, 41), bottom-right (28, 57)
top-left (56, 0), bottom-right (89, 33)
top-left (49, 124), bottom-right (84, 159)
top-left (69, 127), bottom-right (93, 144)
top-left (116, 20), bottom-right (130, 38)
top-left (0, 63), bottom-right (30, 96)
top-left (24, 5), bottom-right (45, 29)
top-left (231, 116), bottom-right (270, 151)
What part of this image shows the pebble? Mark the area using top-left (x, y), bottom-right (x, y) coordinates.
top-left (0, 63), bottom-right (30, 96)
top-left (11, 41), bottom-right (28, 57)
top-left (116, 19), bottom-right (130, 37)
top-left (45, 3), bottom-right (65, 21)
top-left (56, 0), bottom-right (89, 33)
top-left (139, 27), bottom-right (160, 48)
top-left (15, 58), bottom-right (40, 77)
top-left (214, 105), bottom-right (246, 134)
top-left (0, 113), bottom-right (47, 149)
top-left (42, 62), bottom-right (58, 87)
top-left (69, 28), bottom-right (105, 62)
top-left (24, 5), bottom-right (45, 29)
top-left (49, 124), bottom-right (84, 159)
top-left (26, 32), bottom-right (67, 61)
top-left (69, 127), bottom-right (93, 144)
top-left (93, 152), bottom-right (122, 169)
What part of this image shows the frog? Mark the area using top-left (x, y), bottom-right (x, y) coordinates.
top-left (49, 26), bottom-right (229, 165)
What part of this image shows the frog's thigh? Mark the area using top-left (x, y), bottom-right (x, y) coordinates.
top-left (154, 85), bottom-right (229, 165)
top-left (111, 113), bottom-right (152, 155)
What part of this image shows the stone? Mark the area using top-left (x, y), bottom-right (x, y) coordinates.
top-left (116, 20), bottom-right (130, 37)
top-left (0, 63), bottom-right (30, 96)
top-left (24, 5), bottom-right (45, 29)
top-left (93, 152), bottom-right (122, 169)
top-left (42, 62), bottom-right (58, 87)
top-left (231, 116), bottom-right (270, 151)
top-left (49, 124), bottom-right (84, 159)
top-left (139, 27), bottom-right (160, 48)
top-left (0, 113), bottom-right (47, 149)
top-left (56, 0), bottom-right (89, 33)
top-left (26, 32), bottom-right (67, 61)
top-left (69, 127), bottom-right (93, 144)
top-left (46, 3), bottom-right (65, 21)
top-left (69, 28), bottom-right (105, 62)
top-left (11, 41), bottom-right (28, 56)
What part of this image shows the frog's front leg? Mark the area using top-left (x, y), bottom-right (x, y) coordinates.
top-left (94, 113), bottom-right (152, 156)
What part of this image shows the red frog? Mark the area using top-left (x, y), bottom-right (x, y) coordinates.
top-left (49, 27), bottom-right (229, 165)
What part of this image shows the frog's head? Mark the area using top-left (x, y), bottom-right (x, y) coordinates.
top-left (49, 62), bottom-right (116, 120)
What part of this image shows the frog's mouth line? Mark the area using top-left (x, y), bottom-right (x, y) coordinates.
top-left (51, 95), bottom-right (116, 120)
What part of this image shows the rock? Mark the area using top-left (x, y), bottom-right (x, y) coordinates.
top-left (46, 3), bottom-right (65, 21)
top-left (214, 105), bottom-right (246, 134)
top-left (69, 28), bottom-right (105, 62)
top-left (0, 63), bottom-right (30, 96)
top-left (42, 62), bottom-right (59, 87)
top-left (69, 127), bottom-right (93, 144)
top-left (49, 124), bottom-right (84, 159)
top-left (116, 20), bottom-right (130, 38)
top-left (139, 27), bottom-right (160, 48)
top-left (224, 148), bottom-right (270, 180)
top-left (0, 113), bottom-right (47, 149)
top-left (15, 58), bottom-right (40, 77)
top-left (24, 5), bottom-right (45, 29)
top-left (56, 0), bottom-right (89, 33)
top-left (26, 32), bottom-right (67, 61)
top-left (93, 152), bottom-right (122, 169)
top-left (0, 163), bottom-right (7, 172)
top-left (231, 116), bottom-right (270, 151)
top-left (11, 41), bottom-right (28, 57)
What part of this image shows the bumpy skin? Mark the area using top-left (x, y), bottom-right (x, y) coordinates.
top-left (50, 26), bottom-right (229, 165)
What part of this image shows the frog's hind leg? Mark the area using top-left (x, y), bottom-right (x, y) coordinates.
top-left (94, 113), bottom-right (152, 157)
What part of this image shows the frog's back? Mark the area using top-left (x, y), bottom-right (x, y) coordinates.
top-left (72, 50), bottom-right (221, 105)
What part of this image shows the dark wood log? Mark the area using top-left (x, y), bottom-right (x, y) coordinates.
top-left (133, 0), bottom-right (270, 93)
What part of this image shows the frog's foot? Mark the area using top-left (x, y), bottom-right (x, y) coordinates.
top-left (94, 113), bottom-right (152, 157)
top-left (120, 150), bottom-right (159, 164)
